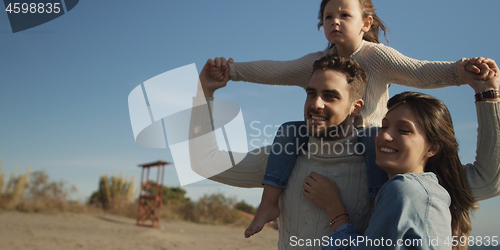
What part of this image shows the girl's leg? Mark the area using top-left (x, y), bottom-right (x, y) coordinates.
top-left (244, 184), bottom-right (282, 238)
top-left (262, 121), bottom-right (308, 187)
top-left (245, 121), bottom-right (308, 238)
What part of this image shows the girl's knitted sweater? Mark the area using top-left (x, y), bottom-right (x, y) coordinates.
top-left (228, 40), bottom-right (465, 126)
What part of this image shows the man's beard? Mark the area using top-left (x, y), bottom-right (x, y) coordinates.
top-left (308, 113), bottom-right (352, 139)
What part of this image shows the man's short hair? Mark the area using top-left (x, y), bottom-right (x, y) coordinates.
top-left (312, 55), bottom-right (367, 100)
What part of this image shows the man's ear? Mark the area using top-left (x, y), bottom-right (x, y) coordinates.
top-left (362, 15), bottom-right (373, 33)
top-left (351, 99), bottom-right (364, 117)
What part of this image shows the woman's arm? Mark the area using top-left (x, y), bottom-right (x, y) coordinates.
top-left (311, 174), bottom-right (450, 250)
top-left (458, 58), bottom-right (500, 201)
top-left (464, 101), bottom-right (500, 201)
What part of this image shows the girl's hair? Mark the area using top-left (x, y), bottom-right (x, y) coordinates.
top-left (317, 0), bottom-right (388, 48)
top-left (387, 92), bottom-right (478, 248)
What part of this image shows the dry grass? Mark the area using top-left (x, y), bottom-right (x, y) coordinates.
top-left (0, 167), bottom-right (84, 213)
top-left (91, 192), bottom-right (253, 227)
top-left (0, 163), bottom-right (254, 227)
top-left (160, 193), bottom-right (253, 226)
top-left (86, 173), bottom-right (254, 226)
top-left (88, 174), bottom-right (136, 216)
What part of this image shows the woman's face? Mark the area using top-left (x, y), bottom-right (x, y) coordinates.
top-left (375, 104), bottom-right (436, 178)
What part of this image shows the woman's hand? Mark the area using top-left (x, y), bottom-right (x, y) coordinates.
top-left (303, 172), bottom-right (348, 224)
top-left (463, 57), bottom-right (493, 80)
top-left (459, 57), bottom-right (500, 95)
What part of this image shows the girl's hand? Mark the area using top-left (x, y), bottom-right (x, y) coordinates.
top-left (464, 57), bottom-right (497, 81)
top-left (198, 58), bottom-right (230, 97)
top-left (459, 58), bottom-right (500, 97)
top-left (210, 57), bottom-right (234, 81)
top-left (303, 172), bottom-right (347, 220)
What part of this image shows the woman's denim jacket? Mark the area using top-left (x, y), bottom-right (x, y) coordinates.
top-left (323, 173), bottom-right (452, 250)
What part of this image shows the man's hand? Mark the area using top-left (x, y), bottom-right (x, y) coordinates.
top-left (198, 58), bottom-right (231, 98)
top-left (210, 57), bottom-right (234, 82)
top-left (459, 58), bottom-right (500, 101)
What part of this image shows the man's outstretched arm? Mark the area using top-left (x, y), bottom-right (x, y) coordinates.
top-left (188, 59), bottom-right (270, 188)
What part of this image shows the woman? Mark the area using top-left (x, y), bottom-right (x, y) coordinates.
top-left (303, 58), bottom-right (500, 249)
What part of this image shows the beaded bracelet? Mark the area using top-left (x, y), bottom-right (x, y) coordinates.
top-left (329, 213), bottom-right (349, 226)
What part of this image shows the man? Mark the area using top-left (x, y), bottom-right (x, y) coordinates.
top-left (191, 55), bottom-right (373, 249)
top-left (189, 55), bottom-right (500, 249)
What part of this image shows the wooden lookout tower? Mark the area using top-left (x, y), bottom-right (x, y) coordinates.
top-left (136, 160), bottom-right (168, 228)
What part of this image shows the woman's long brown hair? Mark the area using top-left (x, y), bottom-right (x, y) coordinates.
top-left (388, 92), bottom-right (478, 249)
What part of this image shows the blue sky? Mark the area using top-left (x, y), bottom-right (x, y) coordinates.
top-left (1, 0), bottom-right (499, 236)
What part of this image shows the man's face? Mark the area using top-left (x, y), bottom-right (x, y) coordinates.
top-left (304, 69), bottom-right (356, 140)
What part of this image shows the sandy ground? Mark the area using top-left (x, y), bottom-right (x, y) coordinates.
top-left (0, 211), bottom-right (278, 250)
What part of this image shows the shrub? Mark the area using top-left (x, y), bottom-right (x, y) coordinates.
top-left (0, 166), bottom-right (30, 209)
top-left (235, 200), bottom-right (257, 215)
top-left (160, 192), bottom-right (252, 226)
top-left (195, 193), bottom-right (242, 224)
top-left (89, 174), bottom-right (136, 215)
top-left (148, 185), bottom-right (191, 205)
top-left (0, 166), bottom-right (81, 213)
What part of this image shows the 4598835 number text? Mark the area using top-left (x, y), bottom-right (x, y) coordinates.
top-left (5, 2), bottom-right (61, 14)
